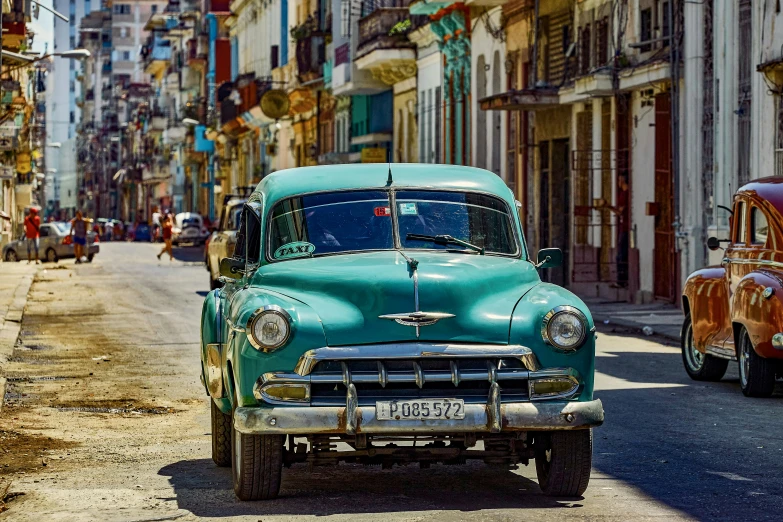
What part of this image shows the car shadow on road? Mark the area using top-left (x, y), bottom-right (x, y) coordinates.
top-left (159, 459), bottom-right (577, 517)
top-left (172, 245), bottom-right (205, 263)
top-left (593, 345), bottom-right (783, 521)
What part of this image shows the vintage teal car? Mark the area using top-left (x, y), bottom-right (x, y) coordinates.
top-left (200, 164), bottom-right (604, 501)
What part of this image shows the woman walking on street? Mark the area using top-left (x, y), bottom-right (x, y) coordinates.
top-left (71, 211), bottom-right (88, 263)
top-left (157, 213), bottom-right (174, 261)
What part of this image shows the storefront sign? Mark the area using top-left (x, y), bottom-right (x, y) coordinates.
top-left (361, 148), bottom-right (387, 163)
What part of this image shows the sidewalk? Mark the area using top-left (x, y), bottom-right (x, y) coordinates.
top-left (0, 261), bottom-right (38, 412)
top-left (582, 296), bottom-right (684, 343)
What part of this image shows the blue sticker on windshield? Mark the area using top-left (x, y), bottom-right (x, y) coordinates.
top-left (274, 241), bottom-right (315, 260)
top-left (399, 202), bottom-right (418, 215)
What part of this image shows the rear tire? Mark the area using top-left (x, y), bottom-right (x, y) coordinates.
top-left (535, 430), bottom-right (592, 497)
top-left (6, 250), bottom-right (18, 262)
top-left (87, 254), bottom-right (94, 263)
top-left (738, 327), bottom-right (776, 397)
top-left (681, 314), bottom-right (728, 381)
top-left (211, 400), bottom-right (232, 467)
top-left (231, 398), bottom-right (284, 500)
top-left (45, 248), bottom-right (58, 263)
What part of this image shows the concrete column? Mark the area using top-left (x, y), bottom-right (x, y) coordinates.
top-left (681, 0), bottom-right (706, 279)
top-left (714, 0), bottom-right (736, 229)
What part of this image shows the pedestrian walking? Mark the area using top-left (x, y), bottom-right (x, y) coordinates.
top-left (157, 213), bottom-right (174, 261)
top-left (23, 208), bottom-right (41, 264)
top-left (71, 211), bottom-right (88, 264)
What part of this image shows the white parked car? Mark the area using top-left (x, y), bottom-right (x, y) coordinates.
top-left (172, 212), bottom-right (210, 246)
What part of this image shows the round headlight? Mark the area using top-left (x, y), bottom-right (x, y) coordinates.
top-left (246, 306), bottom-right (292, 352)
top-left (541, 306), bottom-right (588, 351)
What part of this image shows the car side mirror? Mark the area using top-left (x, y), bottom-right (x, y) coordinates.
top-left (707, 237), bottom-right (730, 251)
top-left (219, 257), bottom-right (244, 279)
top-left (536, 248), bottom-right (563, 268)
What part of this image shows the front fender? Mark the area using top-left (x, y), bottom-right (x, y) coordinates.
top-left (199, 289), bottom-right (222, 394)
top-left (226, 289), bottom-right (328, 407)
top-left (682, 266), bottom-right (730, 352)
top-left (731, 271), bottom-right (783, 359)
top-left (509, 283), bottom-right (595, 401)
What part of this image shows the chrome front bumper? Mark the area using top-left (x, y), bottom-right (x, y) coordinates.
top-left (234, 399), bottom-right (604, 435)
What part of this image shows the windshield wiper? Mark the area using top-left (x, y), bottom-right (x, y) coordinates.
top-left (406, 233), bottom-right (485, 255)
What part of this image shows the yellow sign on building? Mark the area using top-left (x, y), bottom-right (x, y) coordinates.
top-left (361, 147), bottom-right (387, 163)
top-left (16, 152), bottom-right (31, 174)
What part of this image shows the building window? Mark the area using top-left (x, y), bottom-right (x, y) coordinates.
top-left (151, 4), bottom-right (158, 13)
top-left (640, 8), bottom-right (653, 52)
top-left (578, 26), bottom-right (590, 76)
top-left (595, 18), bottom-right (609, 67)
top-left (70, 111), bottom-right (75, 123)
top-left (122, 50), bottom-right (132, 61)
top-left (113, 4), bottom-right (131, 14)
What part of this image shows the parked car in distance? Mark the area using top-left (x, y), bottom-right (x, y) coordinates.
top-left (2, 222), bottom-right (99, 263)
top-left (132, 223), bottom-right (153, 242)
top-left (200, 164), bottom-right (603, 501)
top-left (173, 212), bottom-right (210, 246)
top-left (682, 177), bottom-right (783, 397)
top-left (205, 196), bottom-right (246, 289)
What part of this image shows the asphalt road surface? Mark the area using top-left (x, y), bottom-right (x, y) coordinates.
top-left (2, 243), bottom-right (783, 521)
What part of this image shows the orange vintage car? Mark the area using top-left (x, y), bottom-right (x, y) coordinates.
top-left (682, 178), bottom-right (783, 397)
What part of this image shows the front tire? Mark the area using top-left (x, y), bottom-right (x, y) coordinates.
top-left (231, 399), bottom-right (284, 500)
top-left (738, 327), bottom-right (776, 397)
top-left (535, 430), bottom-right (592, 497)
top-left (5, 250), bottom-right (18, 262)
top-left (681, 314), bottom-right (728, 381)
top-left (211, 400), bottom-right (232, 467)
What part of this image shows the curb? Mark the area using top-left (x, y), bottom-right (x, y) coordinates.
top-left (0, 270), bottom-right (37, 413)
top-left (592, 313), bottom-right (681, 344)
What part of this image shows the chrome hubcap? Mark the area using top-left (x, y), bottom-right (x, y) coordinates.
top-left (684, 324), bottom-right (704, 372)
top-left (740, 337), bottom-right (750, 386)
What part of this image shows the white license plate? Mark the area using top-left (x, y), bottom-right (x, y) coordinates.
top-left (376, 399), bottom-right (465, 420)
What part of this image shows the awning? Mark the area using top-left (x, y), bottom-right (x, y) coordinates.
top-left (479, 88), bottom-right (560, 111)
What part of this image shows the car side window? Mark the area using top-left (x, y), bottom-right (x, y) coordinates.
top-left (39, 226), bottom-right (50, 237)
top-left (734, 201), bottom-right (747, 244)
top-left (751, 207), bottom-right (768, 246)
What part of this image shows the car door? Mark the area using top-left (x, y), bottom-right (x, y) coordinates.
top-left (38, 225), bottom-right (53, 255)
top-left (720, 198), bottom-right (750, 355)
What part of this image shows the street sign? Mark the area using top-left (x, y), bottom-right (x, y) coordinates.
top-left (361, 147), bottom-right (387, 163)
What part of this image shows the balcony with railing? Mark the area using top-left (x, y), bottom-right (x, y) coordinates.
top-left (142, 38), bottom-right (173, 78)
top-left (186, 36), bottom-right (208, 70)
top-left (293, 13), bottom-right (328, 83)
top-left (355, 1), bottom-right (420, 86)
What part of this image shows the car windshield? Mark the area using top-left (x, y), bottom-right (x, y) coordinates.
top-left (396, 190), bottom-right (517, 255)
top-left (269, 190), bottom-right (393, 258)
top-left (53, 222), bottom-right (70, 233)
top-left (268, 189), bottom-right (519, 261)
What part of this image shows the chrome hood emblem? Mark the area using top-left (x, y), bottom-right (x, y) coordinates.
top-left (378, 311), bottom-right (456, 327)
top-left (379, 251), bottom-right (456, 337)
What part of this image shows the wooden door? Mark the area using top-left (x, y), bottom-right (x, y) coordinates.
top-left (654, 93), bottom-right (676, 301)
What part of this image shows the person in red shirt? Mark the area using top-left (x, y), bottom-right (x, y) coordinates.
top-left (157, 213), bottom-right (174, 261)
top-left (24, 208), bottom-right (41, 264)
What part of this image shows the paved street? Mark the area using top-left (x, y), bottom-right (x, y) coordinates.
top-left (1, 243), bottom-right (782, 521)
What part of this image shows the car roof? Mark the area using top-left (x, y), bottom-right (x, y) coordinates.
top-left (738, 177), bottom-right (783, 214)
top-left (254, 164), bottom-right (515, 206)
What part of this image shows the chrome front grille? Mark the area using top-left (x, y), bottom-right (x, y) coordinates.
top-left (308, 358), bottom-right (530, 406)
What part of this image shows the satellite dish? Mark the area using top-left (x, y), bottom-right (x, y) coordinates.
top-left (260, 89), bottom-right (290, 120)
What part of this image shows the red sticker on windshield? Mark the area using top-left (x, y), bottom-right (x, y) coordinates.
top-left (374, 206), bottom-right (391, 217)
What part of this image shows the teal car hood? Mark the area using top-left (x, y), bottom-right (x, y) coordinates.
top-left (252, 251), bottom-right (540, 346)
